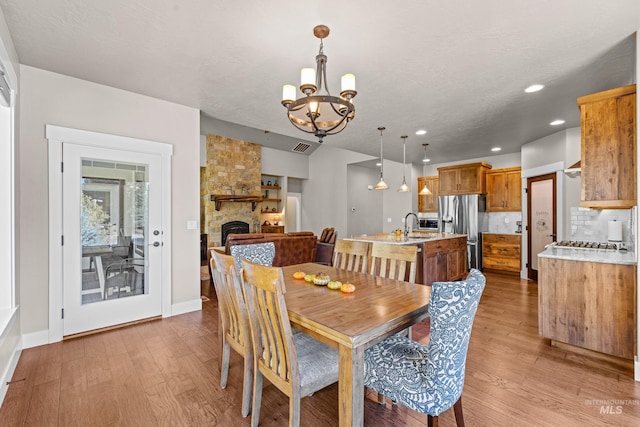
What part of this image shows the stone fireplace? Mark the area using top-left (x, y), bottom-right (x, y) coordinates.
top-left (202, 134), bottom-right (262, 247)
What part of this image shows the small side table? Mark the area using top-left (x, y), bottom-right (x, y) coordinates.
top-left (261, 225), bottom-right (284, 233)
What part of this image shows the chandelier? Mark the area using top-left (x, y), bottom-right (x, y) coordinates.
top-left (281, 25), bottom-right (357, 143)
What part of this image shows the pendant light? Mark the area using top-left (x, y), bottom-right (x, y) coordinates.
top-left (374, 127), bottom-right (389, 190)
top-left (398, 135), bottom-right (411, 192)
top-left (419, 143), bottom-right (432, 195)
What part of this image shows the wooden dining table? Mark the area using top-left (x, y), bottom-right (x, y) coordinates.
top-left (281, 262), bottom-right (432, 427)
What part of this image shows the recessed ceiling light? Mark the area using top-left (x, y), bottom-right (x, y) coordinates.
top-left (376, 162), bottom-right (382, 167)
top-left (525, 84), bottom-right (544, 93)
top-left (415, 130), bottom-right (427, 135)
top-left (550, 119), bottom-right (565, 126)
top-left (491, 147), bottom-right (502, 152)
top-left (422, 158), bottom-right (430, 163)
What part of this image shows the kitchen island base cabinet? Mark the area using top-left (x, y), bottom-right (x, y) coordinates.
top-left (538, 257), bottom-right (636, 360)
top-left (423, 236), bottom-right (467, 285)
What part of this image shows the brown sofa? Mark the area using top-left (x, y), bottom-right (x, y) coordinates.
top-left (222, 231), bottom-right (318, 267)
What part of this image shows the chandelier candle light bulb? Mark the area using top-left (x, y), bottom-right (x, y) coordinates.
top-left (282, 85), bottom-right (296, 103)
top-left (341, 74), bottom-right (356, 93)
top-left (300, 68), bottom-right (317, 93)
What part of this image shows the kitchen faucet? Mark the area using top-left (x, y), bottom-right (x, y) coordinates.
top-left (404, 212), bottom-right (418, 236)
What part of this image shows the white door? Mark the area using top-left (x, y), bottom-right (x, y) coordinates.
top-left (62, 143), bottom-right (163, 335)
top-left (527, 173), bottom-right (557, 281)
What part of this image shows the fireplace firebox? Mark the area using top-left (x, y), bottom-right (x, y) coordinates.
top-left (221, 221), bottom-right (250, 246)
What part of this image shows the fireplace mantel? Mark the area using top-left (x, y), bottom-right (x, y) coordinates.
top-left (210, 195), bottom-right (263, 211)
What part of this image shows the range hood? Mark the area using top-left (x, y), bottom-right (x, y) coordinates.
top-left (564, 160), bottom-right (581, 178)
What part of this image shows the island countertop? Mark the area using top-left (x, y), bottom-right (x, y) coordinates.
top-left (345, 233), bottom-right (467, 245)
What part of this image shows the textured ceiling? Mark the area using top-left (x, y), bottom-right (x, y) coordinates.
top-left (1, 0), bottom-right (638, 165)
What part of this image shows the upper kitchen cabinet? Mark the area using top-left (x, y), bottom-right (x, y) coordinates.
top-left (438, 162), bottom-right (492, 195)
top-left (417, 176), bottom-right (438, 212)
top-left (486, 167), bottom-right (521, 212)
top-left (578, 84), bottom-right (636, 209)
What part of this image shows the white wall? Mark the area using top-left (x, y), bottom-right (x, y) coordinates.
top-left (521, 127), bottom-right (581, 241)
top-left (303, 146), bottom-right (374, 238)
top-left (19, 66), bottom-right (201, 337)
top-left (346, 164), bottom-right (382, 237)
top-left (261, 146), bottom-right (309, 179)
top-left (381, 160), bottom-right (414, 232)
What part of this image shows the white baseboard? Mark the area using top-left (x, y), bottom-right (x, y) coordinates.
top-left (170, 298), bottom-right (202, 316)
top-left (635, 358), bottom-right (640, 382)
top-left (22, 330), bottom-right (50, 349)
top-left (0, 340), bottom-right (22, 407)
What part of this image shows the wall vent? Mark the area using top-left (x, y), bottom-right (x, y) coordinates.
top-left (292, 142), bottom-right (311, 153)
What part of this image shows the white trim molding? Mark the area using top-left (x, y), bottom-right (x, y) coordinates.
top-left (171, 299), bottom-right (203, 317)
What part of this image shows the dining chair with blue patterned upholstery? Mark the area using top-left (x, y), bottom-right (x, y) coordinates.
top-left (229, 242), bottom-right (276, 272)
top-left (363, 268), bottom-right (486, 427)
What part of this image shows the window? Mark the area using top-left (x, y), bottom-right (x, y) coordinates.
top-left (0, 60), bottom-right (16, 329)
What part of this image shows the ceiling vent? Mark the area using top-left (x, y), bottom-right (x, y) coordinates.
top-left (292, 142), bottom-right (312, 153)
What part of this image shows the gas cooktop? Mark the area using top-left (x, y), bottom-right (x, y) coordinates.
top-left (551, 241), bottom-right (619, 251)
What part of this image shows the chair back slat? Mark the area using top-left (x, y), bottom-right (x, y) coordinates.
top-left (369, 243), bottom-right (417, 283)
top-left (333, 240), bottom-right (370, 273)
top-left (242, 259), bottom-right (297, 394)
top-left (210, 251), bottom-right (250, 351)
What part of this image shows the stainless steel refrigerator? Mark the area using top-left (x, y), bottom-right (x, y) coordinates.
top-left (438, 194), bottom-right (485, 270)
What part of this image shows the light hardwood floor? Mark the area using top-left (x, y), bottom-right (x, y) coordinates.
top-left (2, 272), bottom-right (640, 426)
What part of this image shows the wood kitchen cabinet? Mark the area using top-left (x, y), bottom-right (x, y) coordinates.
top-left (438, 162), bottom-right (492, 195)
top-left (417, 176), bottom-right (438, 212)
top-left (539, 257), bottom-right (636, 359)
top-left (486, 167), bottom-right (521, 212)
top-left (423, 236), bottom-right (467, 285)
top-left (578, 84), bottom-right (636, 209)
top-left (482, 233), bottom-right (521, 274)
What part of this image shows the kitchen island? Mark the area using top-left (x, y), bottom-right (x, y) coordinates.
top-left (538, 245), bottom-right (637, 360)
top-left (346, 233), bottom-right (467, 285)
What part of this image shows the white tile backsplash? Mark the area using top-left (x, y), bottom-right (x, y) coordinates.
top-left (482, 212), bottom-right (523, 234)
top-left (570, 206), bottom-right (634, 248)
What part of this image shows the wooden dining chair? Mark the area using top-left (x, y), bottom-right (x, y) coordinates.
top-left (240, 259), bottom-right (339, 427)
top-left (364, 269), bottom-right (486, 427)
top-left (332, 239), bottom-right (370, 273)
top-left (369, 242), bottom-right (418, 283)
top-left (210, 250), bottom-right (253, 417)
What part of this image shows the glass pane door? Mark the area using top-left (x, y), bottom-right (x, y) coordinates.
top-left (80, 163), bottom-right (149, 304)
top-left (63, 143), bottom-right (162, 336)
